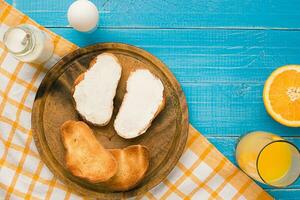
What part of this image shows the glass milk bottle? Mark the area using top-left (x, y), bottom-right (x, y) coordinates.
top-left (3, 24), bottom-right (54, 64)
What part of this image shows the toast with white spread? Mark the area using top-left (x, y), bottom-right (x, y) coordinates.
top-left (73, 53), bottom-right (122, 126)
top-left (114, 69), bottom-right (165, 139)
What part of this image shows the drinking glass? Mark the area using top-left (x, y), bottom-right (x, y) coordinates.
top-left (235, 131), bottom-right (300, 187)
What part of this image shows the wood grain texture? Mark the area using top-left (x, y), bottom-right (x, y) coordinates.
top-left (32, 43), bottom-right (189, 199)
top-left (266, 189), bottom-right (300, 200)
top-left (12, 0), bottom-right (300, 29)
top-left (7, 0), bottom-right (300, 198)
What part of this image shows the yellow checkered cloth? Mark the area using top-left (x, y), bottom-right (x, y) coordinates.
top-left (0, 2), bottom-right (273, 200)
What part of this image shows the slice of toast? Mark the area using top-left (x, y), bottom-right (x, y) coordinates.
top-left (73, 53), bottom-right (122, 126)
top-left (114, 69), bottom-right (165, 139)
top-left (103, 145), bottom-right (149, 191)
top-left (61, 120), bottom-right (118, 183)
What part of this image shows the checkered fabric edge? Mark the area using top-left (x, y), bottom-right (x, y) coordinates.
top-left (0, 1), bottom-right (273, 200)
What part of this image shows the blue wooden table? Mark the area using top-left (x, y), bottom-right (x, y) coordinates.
top-left (6, 0), bottom-right (300, 199)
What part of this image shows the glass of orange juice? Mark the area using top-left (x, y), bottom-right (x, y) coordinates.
top-left (235, 131), bottom-right (300, 187)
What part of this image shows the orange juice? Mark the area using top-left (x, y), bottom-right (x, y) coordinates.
top-left (236, 131), bottom-right (277, 181)
top-left (258, 142), bottom-right (292, 183)
top-left (235, 131), bottom-right (300, 187)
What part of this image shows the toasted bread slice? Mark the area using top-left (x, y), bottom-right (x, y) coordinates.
top-left (61, 120), bottom-right (118, 183)
top-left (73, 53), bottom-right (122, 126)
top-left (114, 69), bottom-right (165, 139)
top-left (103, 145), bottom-right (149, 191)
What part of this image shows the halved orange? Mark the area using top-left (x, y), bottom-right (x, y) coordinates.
top-left (263, 65), bottom-right (300, 127)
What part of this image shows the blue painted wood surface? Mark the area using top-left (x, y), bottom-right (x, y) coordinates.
top-left (6, 0), bottom-right (300, 199)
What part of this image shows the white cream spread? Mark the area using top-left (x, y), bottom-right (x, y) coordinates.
top-left (73, 54), bottom-right (122, 125)
top-left (114, 69), bottom-right (164, 139)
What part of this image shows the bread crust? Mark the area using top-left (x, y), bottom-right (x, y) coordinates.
top-left (102, 145), bottom-right (149, 191)
top-left (72, 53), bottom-right (122, 126)
top-left (61, 120), bottom-right (118, 183)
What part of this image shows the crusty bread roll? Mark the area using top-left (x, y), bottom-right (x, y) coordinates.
top-left (114, 69), bottom-right (165, 139)
top-left (61, 120), bottom-right (118, 183)
top-left (103, 145), bottom-right (149, 191)
top-left (73, 53), bottom-right (122, 126)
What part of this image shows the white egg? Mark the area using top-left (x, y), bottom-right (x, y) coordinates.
top-left (67, 0), bottom-right (99, 32)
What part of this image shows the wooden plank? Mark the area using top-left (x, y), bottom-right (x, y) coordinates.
top-left (267, 189), bottom-right (300, 200)
top-left (49, 28), bottom-right (300, 85)
top-left (207, 136), bottom-right (300, 189)
top-left (5, 0), bottom-right (13, 5)
top-left (48, 28), bottom-right (300, 136)
top-left (185, 83), bottom-right (300, 137)
top-left (11, 0), bottom-right (300, 28)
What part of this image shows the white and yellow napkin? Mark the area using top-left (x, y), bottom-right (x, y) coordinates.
top-left (0, 2), bottom-right (273, 199)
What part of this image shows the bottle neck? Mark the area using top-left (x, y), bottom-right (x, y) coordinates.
top-left (3, 25), bottom-right (35, 56)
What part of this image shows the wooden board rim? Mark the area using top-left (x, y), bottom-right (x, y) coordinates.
top-left (32, 42), bottom-right (189, 199)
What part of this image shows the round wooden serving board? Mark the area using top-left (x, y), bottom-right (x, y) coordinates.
top-left (32, 43), bottom-right (189, 199)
